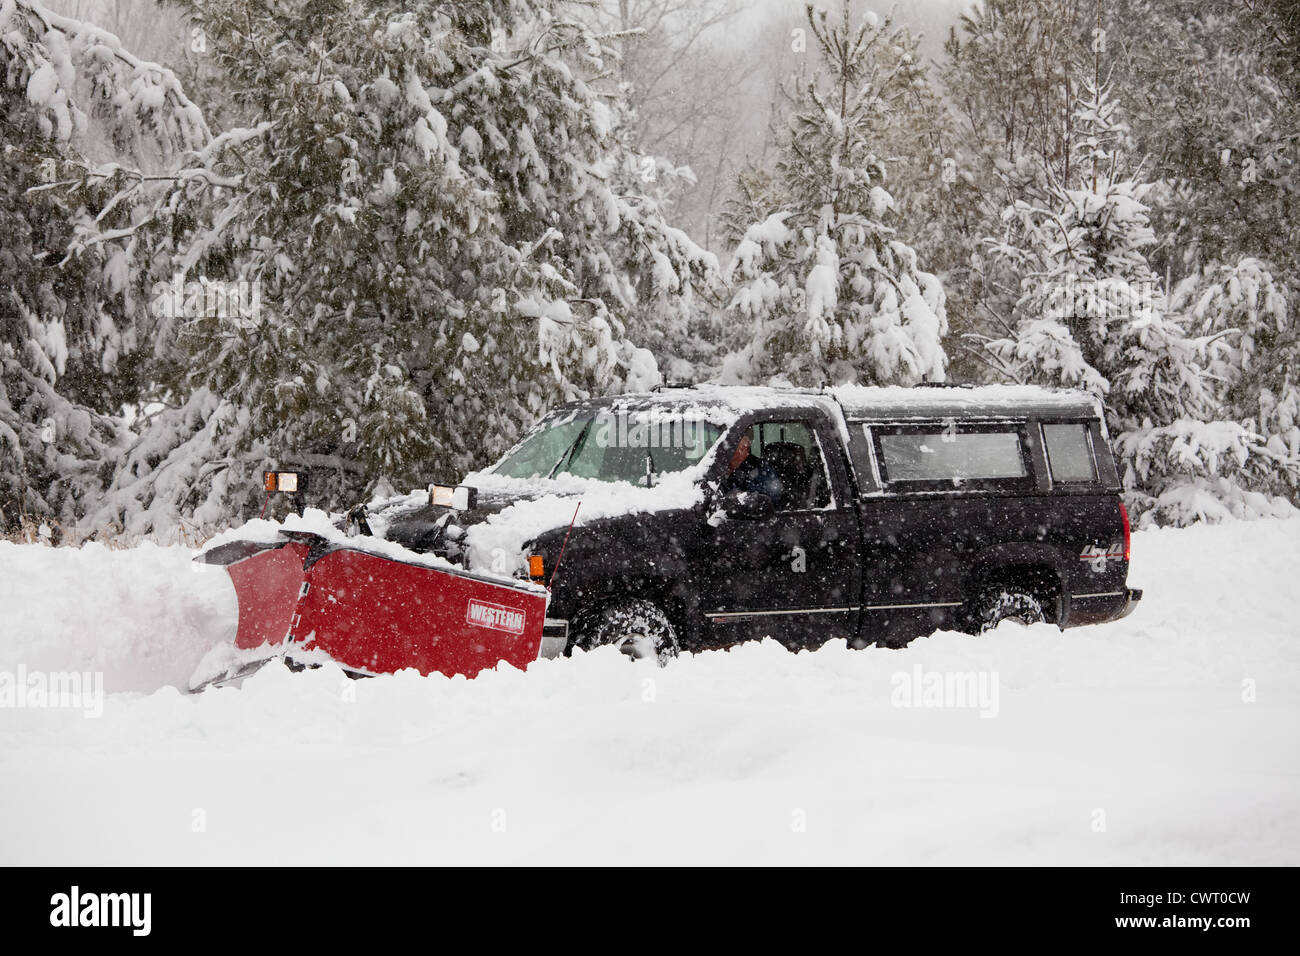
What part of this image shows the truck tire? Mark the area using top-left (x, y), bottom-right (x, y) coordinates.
top-left (971, 587), bottom-right (1046, 633)
top-left (575, 599), bottom-right (680, 666)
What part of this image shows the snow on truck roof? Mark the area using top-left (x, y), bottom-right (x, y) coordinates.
top-left (829, 383), bottom-right (1101, 420)
top-left (588, 383), bottom-right (1101, 422)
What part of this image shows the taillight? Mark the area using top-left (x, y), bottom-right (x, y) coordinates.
top-left (1118, 501), bottom-right (1131, 562)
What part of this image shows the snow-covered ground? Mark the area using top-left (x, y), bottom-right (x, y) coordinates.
top-left (1, 518), bottom-right (1297, 865)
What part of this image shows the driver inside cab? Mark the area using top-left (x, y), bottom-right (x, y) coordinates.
top-left (725, 433), bottom-right (784, 503)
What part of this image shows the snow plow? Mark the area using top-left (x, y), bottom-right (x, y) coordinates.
top-left (192, 522), bottom-right (552, 691)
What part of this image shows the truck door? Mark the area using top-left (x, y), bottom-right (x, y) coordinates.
top-left (698, 413), bottom-right (861, 649)
top-left (850, 419), bottom-right (1039, 645)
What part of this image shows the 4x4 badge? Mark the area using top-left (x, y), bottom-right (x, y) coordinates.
top-left (1079, 543), bottom-right (1124, 573)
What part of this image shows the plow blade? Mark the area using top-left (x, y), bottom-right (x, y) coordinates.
top-left (200, 536), bottom-right (548, 681)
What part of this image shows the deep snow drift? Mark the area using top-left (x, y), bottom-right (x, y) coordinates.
top-left (1, 518), bottom-right (1297, 865)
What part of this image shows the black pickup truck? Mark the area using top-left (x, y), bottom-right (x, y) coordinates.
top-left (377, 383), bottom-right (1142, 661)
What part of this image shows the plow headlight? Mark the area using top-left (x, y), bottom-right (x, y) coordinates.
top-left (429, 483), bottom-right (477, 511)
top-left (264, 470), bottom-right (304, 493)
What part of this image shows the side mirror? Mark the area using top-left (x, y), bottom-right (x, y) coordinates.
top-left (720, 488), bottom-right (775, 520)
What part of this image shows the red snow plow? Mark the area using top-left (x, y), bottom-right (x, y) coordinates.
top-left (194, 531), bottom-right (550, 689)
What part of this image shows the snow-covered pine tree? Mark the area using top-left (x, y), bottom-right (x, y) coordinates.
top-left (1099, 2), bottom-right (1300, 523)
top-left (981, 78), bottom-right (1189, 406)
top-left (719, 2), bottom-right (947, 387)
top-left (1091, 0), bottom-right (1300, 289)
top-left (1152, 258), bottom-right (1300, 516)
top-left (935, 0), bottom-right (1091, 381)
top-left (1173, 260), bottom-right (1295, 440)
top-left (89, 0), bottom-right (716, 534)
top-left (983, 70), bottom-right (1299, 523)
top-left (595, 85), bottom-right (724, 385)
top-left (0, 0), bottom-right (207, 533)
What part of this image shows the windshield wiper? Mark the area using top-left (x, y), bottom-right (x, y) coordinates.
top-left (548, 418), bottom-right (593, 479)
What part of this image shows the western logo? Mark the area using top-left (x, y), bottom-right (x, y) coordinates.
top-left (465, 599), bottom-right (526, 636)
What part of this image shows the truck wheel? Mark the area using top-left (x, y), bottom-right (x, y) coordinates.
top-left (576, 599), bottom-right (680, 666)
top-left (971, 588), bottom-right (1046, 633)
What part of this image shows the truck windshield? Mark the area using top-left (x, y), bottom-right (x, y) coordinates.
top-left (492, 410), bottom-right (724, 485)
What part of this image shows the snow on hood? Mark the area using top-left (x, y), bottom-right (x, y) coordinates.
top-left (460, 464), bottom-right (711, 572)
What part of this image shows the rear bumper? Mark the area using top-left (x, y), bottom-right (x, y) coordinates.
top-left (1116, 587), bottom-right (1143, 620)
top-left (1062, 585), bottom-right (1143, 627)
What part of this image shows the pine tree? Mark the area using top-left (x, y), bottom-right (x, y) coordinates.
top-left (1158, 258), bottom-right (1300, 511)
top-left (719, 2), bottom-right (947, 387)
top-left (0, 0), bottom-right (207, 532)
top-left (982, 65), bottom-right (1299, 523)
top-left (936, 0), bottom-right (1091, 381)
top-left (1093, 0), bottom-right (1299, 287)
top-left (85, 0), bottom-right (717, 534)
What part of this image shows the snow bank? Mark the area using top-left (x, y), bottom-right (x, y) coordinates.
top-left (0, 541), bottom-right (235, 694)
top-left (1, 518), bottom-right (1297, 864)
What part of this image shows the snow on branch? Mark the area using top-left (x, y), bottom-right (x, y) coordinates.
top-left (2, 0), bottom-right (208, 153)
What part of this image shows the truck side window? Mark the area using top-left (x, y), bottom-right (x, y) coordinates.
top-left (1042, 423), bottom-right (1098, 482)
top-left (733, 420), bottom-right (832, 511)
top-left (874, 425), bottom-right (1033, 489)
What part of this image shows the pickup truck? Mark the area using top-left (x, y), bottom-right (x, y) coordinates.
top-left (377, 383), bottom-right (1143, 662)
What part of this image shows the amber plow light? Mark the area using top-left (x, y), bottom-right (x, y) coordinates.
top-left (528, 555), bottom-right (545, 582)
top-left (263, 470), bottom-right (303, 493)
